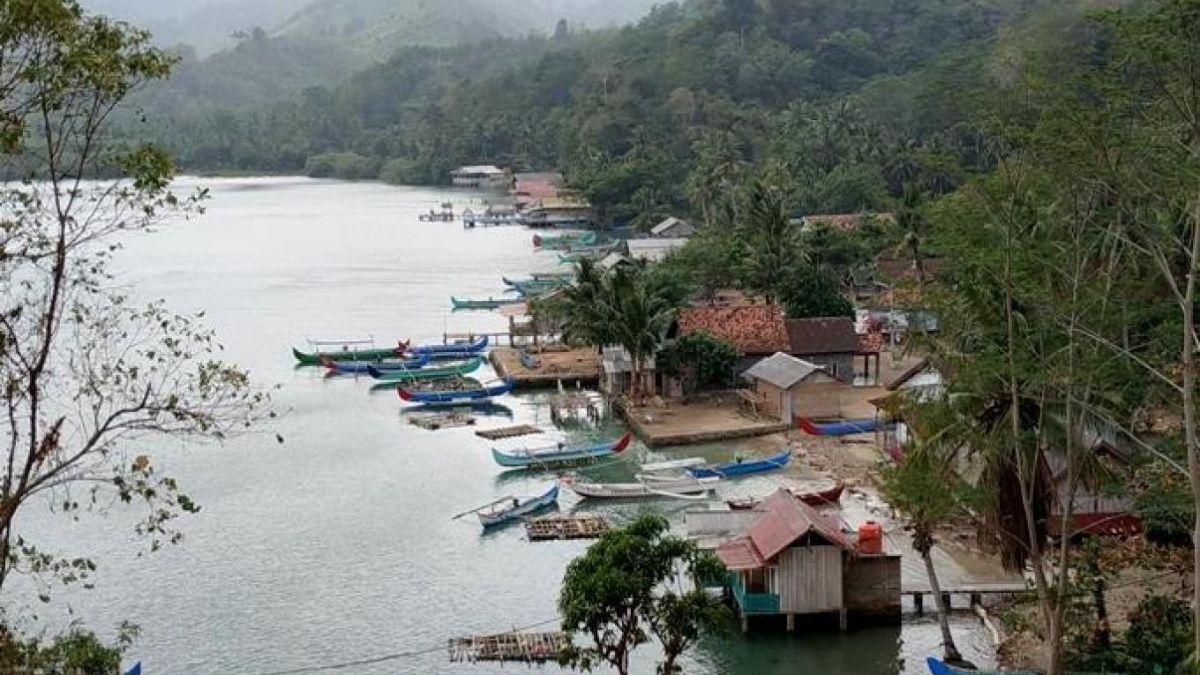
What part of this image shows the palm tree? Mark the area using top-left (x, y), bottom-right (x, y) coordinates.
top-left (559, 258), bottom-right (613, 348)
top-left (895, 182), bottom-right (928, 295)
top-left (607, 267), bottom-right (677, 402)
top-left (740, 179), bottom-right (806, 305)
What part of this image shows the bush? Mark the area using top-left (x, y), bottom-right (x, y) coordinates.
top-left (782, 266), bottom-right (854, 319)
top-left (303, 152), bottom-right (379, 180)
top-left (658, 331), bottom-right (739, 395)
top-left (1123, 594), bottom-right (1192, 673)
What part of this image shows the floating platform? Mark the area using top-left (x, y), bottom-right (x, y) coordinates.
top-left (408, 412), bottom-right (476, 430)
top-left (448, 631), bottom-right (568, 663)
top-left (490, 347), bottom-right (600, 390)
top-left (525, 514), bottom-right (610, 541)
top-left (618, 398), bottom-right (789, 447)
top-left (475, 424), bottom-right (543, 440)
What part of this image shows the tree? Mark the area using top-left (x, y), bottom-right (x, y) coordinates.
top-left (738, 179), bottom-right (805, 304)
top-left (894, 182), bottom-right (929, 295)
top-left (608, 267), bottom-right (677, 402)
top-left (781, 266), bottom-right (853, 318)
top-left (0, 0), bottom-right (267, 607)
top-left (558, 514), bottom-right (730, 675)
top-left (0, 624), bottom-right (137, 674)
top-left (656, 331), bottom-right (738, 396)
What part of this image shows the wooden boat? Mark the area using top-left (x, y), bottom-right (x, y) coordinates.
top-left (410, 336), bottom-right (489, 354)
top-left (797, 417), bottom-right (888, 436)
top-left (687, 449), bottom-right (792, 479)
top-left (532, 231), bottom-right (596, 249)
top-left (397, 378), bottom-right (514, 404)
top-left (726, 483), bottom-right (845, 510)
top-left (491, 433), bottom-right (632, 469)
top-left (925, 658), bottom-right (1037, 675)
top-left (292, 343), bottom-right (407, 366)
top-left (450, 296), bottom-right (525, 311)
top-left (477, 484), bottom-right (559, 528)
top-left (531, 271), bottom-right (575, 282)
top-left (320, 352), bottom-right (431, 374)
top-left (563, 475), bottom-right (720, 499)
top-left (513, 279), bottom-right (565, 296)
top-left (367, 357), bottom-right (483, 381)
top-left (556, 245), bottom-right (614, 264)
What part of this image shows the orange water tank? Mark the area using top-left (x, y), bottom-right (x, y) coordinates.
top-left (857, 521), bottom-right (883, 554)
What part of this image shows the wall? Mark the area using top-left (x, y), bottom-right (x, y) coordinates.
top-left (777, 545), bottom-right (843, 614)
top-left (799, 353), bottom-right (857, 383)
top-left (754, 380), bottom-right (786, 420)
top-left (843, 554), bottom-right (902, 623)
top-left (790, 379), bottom-right (844, 419)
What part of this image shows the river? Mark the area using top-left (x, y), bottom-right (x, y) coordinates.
top-left (13, 177), bottom-right (996, 674)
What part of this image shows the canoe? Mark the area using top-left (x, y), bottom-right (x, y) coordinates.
top-left (513, 279), bottom-right (564, 296)
top-left (450, 297), bottom-right (525, 311)
top-left (410, 336), bottom-right (489, 354)
top-left (397, 377), bottom-right (514, 404)
top-left (798, 417), bottom-right (887, 436)
top-left (564, 475), bottom-right (720, 499)
top-left (531, 271), bottom-right (575, 282)
top-left (727, 483), bottom-right (845, 510)
top-left (320, 352), bottom-right (431, 374)
top-left (477, 484), bottom-right (559, 528)
top-left (492, 432), bottom-right (632, 469)
top-left (557, 246), bottom-right (614, 264)
top-left (532, 231), bottom-right (596, 249)
top-left (926, 658), bottom-right (1038, 675)
top-left (367, 357), bottom-right (483, 381)
top-left (292, 345), bottom-right (405, 366)
top-left (687, 449), bottom-right (792, 479)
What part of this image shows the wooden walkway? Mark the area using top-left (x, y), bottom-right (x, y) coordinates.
top-left (525, 514), bottom-right (610, 541)
top-left (408, 413), bottom-right (475, 430)
top-left (475, 424), bottom-right (542, 440)
top-left (901, 582), bottom-right (1028, 613)
top-left (448, 631), bottom-right (567, 663)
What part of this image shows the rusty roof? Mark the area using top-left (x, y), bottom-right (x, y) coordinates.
top-left (677, 305), bottom-right (789, 355)
top-left (715, 489), bottom-right (855, 570)
top-left (786, 317), bottom-right (859, 355)
top-left (715, 537), bottom-right (765, 571)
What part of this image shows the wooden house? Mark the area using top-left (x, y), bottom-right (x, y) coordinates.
top-left (650, 216), bottom-right (697, 239)
top-left (600, 346), bottom-right (656, 398)
top-left (742, 353), bottom-right (843, 422)
top-left (785, 317), bottom-right (859, 383)
top-left (450, 165), bottom-right (509, 189)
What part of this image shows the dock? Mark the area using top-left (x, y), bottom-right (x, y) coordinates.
top-left (475, 424), bottom-right (543, 440)
top-left (618, 398), bottom-right (789, 447)
top-left (902, 582), bottom-right (1029, 614)
top-left (407, 412), bottom-right (475, 430)
top-left (491, 347), bottom-right (600, 390)
top-left (448, 631), bottom-right (568, 663)
top-left (525, 514), bottom-right (610, 541)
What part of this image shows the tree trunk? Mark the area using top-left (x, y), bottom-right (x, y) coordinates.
top-left (1184, 203), bottom-right (1200, 666)
top-left (919, 539), bottom-right (963, 664)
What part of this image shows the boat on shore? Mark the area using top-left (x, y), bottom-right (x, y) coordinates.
top-left (320, 352), bottom-right (431, 374)
top-left (491, 433), bottom-right (632, 470)
top-left (563, 474), bottom-right (720, 499)
top-left (450, 297), bottom-right (525, 311)
top-left (292, 342), bottom-right (407, 366)
top-left (476, 484), bottom-right (559, 528)
top-left (410, 336), bottom-right (489, 354)
top-left (925, 658), bottom-right (1035, 675)
top-left (798, 418), bottom-right (887, 436)
top-left (687, 449), bottom-right (792, 479)
top-left (397, 378), bottom-right (514, 404)
top-left (367, 357), bottom-right (483, 381)
top-left (726, 483), bottom-right (844, 510)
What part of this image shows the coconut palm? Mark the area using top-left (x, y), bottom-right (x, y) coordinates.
top-left (739, 179), bottom-right (806, 304)
top-left (607, 267), bottom-right (678, 402)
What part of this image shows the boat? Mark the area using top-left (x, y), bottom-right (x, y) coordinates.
top-left (925, 658), bottom-right (1038, 675)
top-left (397, 378), bottom-right (514, 403)
top-left (292, 342), bottom-right (407, 366)
top-left (491, 432), bottom-right (632, 469)
top-left (366, 357), bottom-right (483, 381)
top-left (797, 417), bottom-right (887, 436)
top-left (557, 245), bottom-right (615, 264)
top-left (410, 336), bottom-right (489, 354)
top-left (450, 297), bottom-right (525, 311)
top-left (687, 449), bottom-right (792, 479)
top-left (320, 352), bottom-right (431, 374)
top-left (513, 279), bottom-right (565, 296)
top-left (532, 231), bottom-right (597, 250)
top-left (476, 484), bottom-right (559, 528)
top-left (563, 474), bottom-right (721, 499)
top-left (531, 271), bottom-right (575, 282)
top-left (726, 483), bottom-right (845, 510)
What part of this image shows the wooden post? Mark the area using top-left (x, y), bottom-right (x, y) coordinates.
top-left (839, 608), bottom-right (848, 632)
top-left (740, 613), bottom-right (749, 634)
top-left (786, 614), bottom-right (795, 633)
top-left (942, 592), bottom-right (952, 611)
top-left (914, 592), bottom-right (924, 615)
top-left (970, 592), bottom-right (981, 608)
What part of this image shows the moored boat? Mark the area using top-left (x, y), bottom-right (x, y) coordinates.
top-left (797, 417), bottom-right (887, 436)
top-left (563, 475), bottom-right (720, 499)
top-left (397, 378), bottom-right (514, 404)
top-left (367, 357), bottom-right (483, 381)
top-left (292, 342), bottom-right (407, 366)
top-left (532, 231), bottom-right (597, 250)
top-left (450, 297), bottom-right (525, 311)
top-left (925, 658), bottom-right (1037, 675)
top-left (320, 352), bottom-right (431, 374)
top-left (687, 449), bottom-right (792, 479)
top-left (726, 483), bottom-right (845, 510)
top-left (410, 336), bottom-right (489, 354)
top-left (491, 433), bottom-right (632, 469)
top-left (477, 484), bottom-right (559, 528)
top-left (557, 245), bottom-right (615, 264)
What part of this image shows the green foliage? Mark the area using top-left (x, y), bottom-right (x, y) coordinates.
top-left (657, 331), bottom-right (738, 395)
top-left (0, 625), bottom-right (136, 675)
top-left (1123, 594), bottom-right (1193, 674)
top-left (1135, 446), bottom-right (1194, 545)
top-left (781, 266), bottom-right (853, 319)
top-left (738, 179), bottom-right (806, 304)
top-left (304, 152), bottom-right (378, 180)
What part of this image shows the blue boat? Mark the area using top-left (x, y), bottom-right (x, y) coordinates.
top-left (926, 658), bottom-right (1038, 675)
top-left (477, 483), bottom-right (559, 527)
top-left (687, 449), bottom-right (792, 479)
top-left (410, 335), bottom-right (489, 354)
top-left (397, 377), bottom-right (514, 404)
top-left (320, 352), bottom-right (431, 374)
top-left (798, 417), bottom-right (888, 436)
top-left (492, 433), bottom-right (632, 469)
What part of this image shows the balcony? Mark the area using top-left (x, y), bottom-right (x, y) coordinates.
top-left (730, 573), bottom-right (779, 615)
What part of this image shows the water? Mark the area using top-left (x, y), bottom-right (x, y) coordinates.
top-left (12, 177), bottom-right (996, 674)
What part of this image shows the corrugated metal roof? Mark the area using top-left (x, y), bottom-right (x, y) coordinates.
top-left (651, 217), bottom-right (696, 237)
top-left (786, 317), bottom-right (859, 355)
top-left (742, 352), bottom-right (825, 389)
top-left (716, 537), bottom-right (766, 570)
top-left (626, 238), bottom-right (688, 262)
top-left (749, 490), bottom-right (855, 560)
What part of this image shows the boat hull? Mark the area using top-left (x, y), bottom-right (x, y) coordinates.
top-left (798, 418), bottom-right (887, 436)
top-left (491, 433), bottom-right (631, 469)
top-left (727, 484), bottom-right (844, 510)
top-left (293, 346), bottom-right (403, 365)
top-left (478, 484), bottom-right (559, 527)
top-left (322, 353), bottom-right (431, 374)
top-left (368, 357), bottom-right (483, 381)
top-left (398, 378), bottom-right (513, 403)
top-left (566, 476), bottom-right (719, 499)
top-left (411, 336), bottom-right (489, 354)
top-left (688, 449), bottom-right (792, 479)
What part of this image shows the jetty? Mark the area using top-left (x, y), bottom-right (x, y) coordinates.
top-left (617, 397), bottom-right (789, 447)
top-left (903, 581), bottom-right (1029, 614)
top-left (407, 412), bottom-right (475, 430)
top-left (448, 631), bottom-right (568, 663)
top-left (475, 424), bottom-right (542, 440)
top-left (490, 347), bottom-right (600, 390)
top-left (525, 514), bottom-right (610, 541)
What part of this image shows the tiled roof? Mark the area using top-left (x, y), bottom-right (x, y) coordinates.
top-left (786, 317), bottom-right (859, 355)
top-left (677, 305), bottom-right (789, 355)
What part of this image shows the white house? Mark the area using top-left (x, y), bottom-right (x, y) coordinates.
top-left (650, 216), bottom-right (697, 239)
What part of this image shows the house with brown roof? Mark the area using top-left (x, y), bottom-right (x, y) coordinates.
top-left (675, 304), bottom-right (789, 373)
top-left (785, 316), bottom-right (859, 383)
top-left (690, 490), bottom-right (901, 632)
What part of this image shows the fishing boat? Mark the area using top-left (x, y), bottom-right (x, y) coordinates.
top-left (475, 484), bottom-right (559, 528)
top-left (319, 352), bottom-right (431, 374)
top-left (513, 279), bottom-right (565, 296)
top-left (557, 245), bottom-right (615, 264)
top-left (532, 231), bottom-right (597, 250)
top-left (563, 474), bottom-right (720, 500)
top-left (291, 340), bottom-right (408, 366)
top-left (410, 336), bottom-right (489, 354)
top-left (397, 378), bottom-right (514, 404)
top-left (491, 433), bottom-right (632, 469)
top-left (531, 271), bottom-right (575, 282)
top-left (450, 297), bottom-right (525, 311)
top-left (367, 357), bottom-right (483, 381)
top-left (687, 449), bottom-right (792, 479)
top-left (925, 658), bottom-right (1036, 675)
top-left (797, 417), bottom-right (888, 436)
top-left (726, 483), bottom-right (845, 510)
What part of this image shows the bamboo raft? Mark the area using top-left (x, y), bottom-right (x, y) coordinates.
top-left (475, 424), bottom-right (543, 440)
top-left (525, 514), bottom-right (610, 541)
top-left (448, 631), bottom-right (567, 663)
top-left (408, 412), bottom-right (476, 430)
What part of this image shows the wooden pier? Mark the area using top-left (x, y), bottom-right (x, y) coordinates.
top-left (525, 514), bottom-right (610, 541)
top-left (448, 631), bottom-right (568, 663)
top-left (902, 582), bottom-right (1028, 614)
top-left (475, 424), bottom-right (543, 440)
top-left (491, 347), bottom-right (600, 390)
top-left (407, 412), bottom-right (475, 430)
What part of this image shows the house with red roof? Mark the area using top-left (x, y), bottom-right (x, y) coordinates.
top-left (675, 304), bottom-right (790, 373)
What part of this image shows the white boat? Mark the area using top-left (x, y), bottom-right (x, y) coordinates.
top-left (563, 475), bottom-right (720, 499)
top-left (639, 457), bottom-right (706, 473)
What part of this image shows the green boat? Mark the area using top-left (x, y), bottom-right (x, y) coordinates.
top-left (292, 345), bottom-right (404, 366)
top-left (531, 271), bottom-right (576, 282)
top-left (557, 245), bottom-right (614, 264)
top-left (367, 357), bottom-right (483, 382)
top-left (533, 231), bottom-right (596, 249)
top-left (450, 296), bottom-right (525, 311)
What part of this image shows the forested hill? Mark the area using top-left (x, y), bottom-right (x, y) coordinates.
top-left (137, 0), bottom-right (1107, 223)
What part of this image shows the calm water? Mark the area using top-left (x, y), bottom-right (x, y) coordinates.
top-left (13, 177), bottom-right (994, 674)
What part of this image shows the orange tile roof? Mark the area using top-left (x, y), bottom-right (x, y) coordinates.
top-left (677, 305), bottom-right (789, 355)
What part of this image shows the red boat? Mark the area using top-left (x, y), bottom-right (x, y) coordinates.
top-left (726, 483), bottom-right (844, 510)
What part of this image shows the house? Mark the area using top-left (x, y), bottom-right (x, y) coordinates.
top-left (692, 490), bottom-right (901, 632)
top-left (600, 346), bottom-right (656, 398)
top-left (1040, 427), bottom-right (1141, 537)
top-left (450, 164), bottom-right (509, 189)
top-left (650, 216), bottom-right (697, 239)
top-left (785, 317), bottom-right (859, 383)
top-left (742, 353), bottom-right (844, 422)
top-left (872, 358), bottom-right (944, 463)
top-left (675, 304), bottom-right (789, 373)
top-left (597, 252), bottom-right (633, 272)
top-left (511, 172), bottom-right (563, 207)
top-left (625, 238), bottom-right (688, 263)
